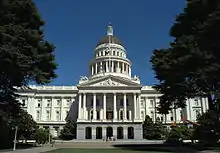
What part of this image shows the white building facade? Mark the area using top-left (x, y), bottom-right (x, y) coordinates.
top-left (17, 25), bottom-right (209, 140)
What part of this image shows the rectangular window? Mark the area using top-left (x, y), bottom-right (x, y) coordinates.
top-left (57, 100), bottom-right (61, 106)
top-left (36, 111), bottom-right (40, 121)
top-left (56, 111), bottom-right (60, 121)
top-left (96, 99), bottom-right (100, 106)
top-left (46, 110), bottom-right (50, 121)
top-left (22, 99), bottom-right (26, 106)
top-left (150, 100), bottom-right (154, 107)
top-left (47, 99), bottom-right (51, 107)
top-left (120, 99), bottom-right (123, 106)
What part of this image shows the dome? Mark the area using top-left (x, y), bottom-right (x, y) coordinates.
top-left (96, 24), bottom-right (123, 47)
top-left (96, 35), bottom-right (123, 47)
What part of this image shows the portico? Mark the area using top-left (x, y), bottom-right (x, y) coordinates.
top-left (77, 92), bottom-right (141, 122)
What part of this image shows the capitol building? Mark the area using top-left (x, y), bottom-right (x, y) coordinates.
top-left (17, 24), bottom-right (209, 140)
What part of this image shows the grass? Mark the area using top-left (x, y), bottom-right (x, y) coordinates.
top-left (45, 148), bottom-right (167, 153)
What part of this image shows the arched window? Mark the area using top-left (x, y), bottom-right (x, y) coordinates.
top-left (96, 127), bottom-right (102, 139)
top-left (127, 127), bottom-right (134, 139)
top-left (117, 127), bottom-right (123, 139)
top-left (119, 110), bottom-right (123, 120)
top-left (85, 127), bottom-right (92, 139)
top-left (90, 110), bottom-right (93, 120)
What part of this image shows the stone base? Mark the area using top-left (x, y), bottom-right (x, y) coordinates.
top-left (76, 122), bottom-right (143, 140)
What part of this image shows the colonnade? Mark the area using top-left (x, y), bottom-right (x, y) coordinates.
top-left (78, 93), bottom-right (141, 121)
top-left (90, 61), bottom-right (131, 76)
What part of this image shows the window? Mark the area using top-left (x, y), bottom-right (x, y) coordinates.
top-left (22, 99), bottom-right (26, 106)
top-left (195, 110), bottom-right (200, 118)
top-left (126, 99), bottom-right (129, 106)
top-left (150, 111), bottom-right (154, 119)
top-left (96, 99), bottom-right (100, 106)
top-left (194, 99), bottom-right (199, 106)
top-left (57, 100), bottom-right (61, 106)
top-left (97, 111), bottom-right (100, 120)
top-left (90, 110), bottom-right (93, 120)
top-left (120, 99), bottom-right (123, 106)
top-left (150, 100), bottom-right (154, 107)
top-left (66, 99), bottom-right (70, 106)
top-left (127, 111), bottom-right (130, 120)
top-left (46, 110), bottom-right (50, 121)
top-left (120, 111), bottom-right (123, 120)
top-left (141, 99), bottom-right (144, 107)
top-left (37, 100), bottom-right (41, 107)
top-left (36, 111), bottom-right (40, 121)
top-left (91, 99), bottom-right (93, 106)
top-left (47, 99), bottom-right (51, 107)
top-left (56, 111), bottom-right (60, 121)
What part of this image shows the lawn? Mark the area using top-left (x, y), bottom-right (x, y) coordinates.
top-left (45, 148), bottom-right (168, 153)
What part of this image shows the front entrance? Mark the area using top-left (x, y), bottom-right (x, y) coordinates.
top-left (106, 127), bottom-right (113, 138)
top-left (106, 111), bottom-right (113, 120)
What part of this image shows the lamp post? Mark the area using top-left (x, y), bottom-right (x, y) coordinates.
top-left (13, 126), bottom-right (18, 151)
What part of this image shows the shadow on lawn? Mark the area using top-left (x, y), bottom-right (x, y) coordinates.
top-left (113, 143), bottom-right (220, 153)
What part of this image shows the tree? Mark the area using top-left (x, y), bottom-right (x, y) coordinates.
top-left (0, 0), bottom-right (57, 148)
top-left (193, 110), bottom-right (220, 143)
top-left (9, 110), bottom-right (37, 140)
top-left (35, 128), bottom-right (50, 145)
top-left (143, 115), bottom-right (166, 140)
top-left (150, 0), bottom-right (220, 113)
top-left (59, 118), bottom-right (77, 140)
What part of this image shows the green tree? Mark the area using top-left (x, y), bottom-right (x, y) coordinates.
top-left (166, 125), bottom-right (193, 143)
top-left (59, 118), bottom-right (77, 140)
top-left (193, 110), bottom-right (220, 143)
top-left (150, 0), bottom-right (220, 113)
top-left (35, 128), bottom-right (50, 145)
top-left (143, 115), bottom-right (166, 140)
top-left (9, 110), bottom-right (37, 140)
top-left (0, 0), bottom-right (57, 148)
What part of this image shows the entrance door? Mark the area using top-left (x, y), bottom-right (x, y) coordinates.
top-left (106, 111), bottom-right (113, 120)
top-left (106, 127), bottom-right (113, 138)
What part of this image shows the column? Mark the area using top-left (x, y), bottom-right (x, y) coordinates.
top-left (103, 93), bottom-right (106, 120)
top-left (117, 61), bottom-right (120, 72)
top-left (137, 94), bottom-right (141, 119)
top-left (112, 61), bottom-right (114, 72)
top-left (122, 63), bottom-right (125, 73)
top-left (129, 111), bottom-right (132, 120)
top-left (83, 93), bottom-right (87, 120)
top-left (133, 94), bottom-right (137, 119)
top-left (95, 63), bottom-right (98, 74)
top-left (106, 61), bottom-right (108, 72)
top-left (51, 97), bottom-right (55, 121)
top-left (91, 65), bottom-right (94, 75)
top-left (93, 93), bottom-right (97, 120)
top-left (60, 98), bottom-right (64, 121)
top-left (123, 93), bottom-right (127, 120)
top-left (113, 93), bottom-right (117, 120)
top-left (78, 94), bottom-right (82, 119)
top-left (129, 67), bottom-right (131, 76)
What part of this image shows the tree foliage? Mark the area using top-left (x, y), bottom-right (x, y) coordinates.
top-left (151, 0), bottom-right (220, 113)
top-left (35, 128), bottom-right (50, 144)
top-left (59, 118), bottom-right (77, 140)
top-left (143, 115), bottom-right (166, 140)
top-left (193, 110), bottom-right (220, 143)
top-left (0, 0), bottom-right (57, 148)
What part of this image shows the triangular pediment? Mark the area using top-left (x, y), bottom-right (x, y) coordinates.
top-left (78, 75), bottom-right (141, 87)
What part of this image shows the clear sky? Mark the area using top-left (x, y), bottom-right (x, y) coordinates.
top-left (34, 0), bottom-right (186, 86)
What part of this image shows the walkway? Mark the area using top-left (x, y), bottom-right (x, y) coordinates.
top-left (0, 147), bottom-right (56, 153)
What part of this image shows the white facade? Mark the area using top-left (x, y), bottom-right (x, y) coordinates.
top-left (17, 24), bottom-right (209, 139)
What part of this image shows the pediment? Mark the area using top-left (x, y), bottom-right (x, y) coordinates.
top-left (78, 75), bottom-right (141, 87)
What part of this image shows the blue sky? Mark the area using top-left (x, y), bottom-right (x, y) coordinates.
top-left (34, 0), bottom-right (185, 86)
